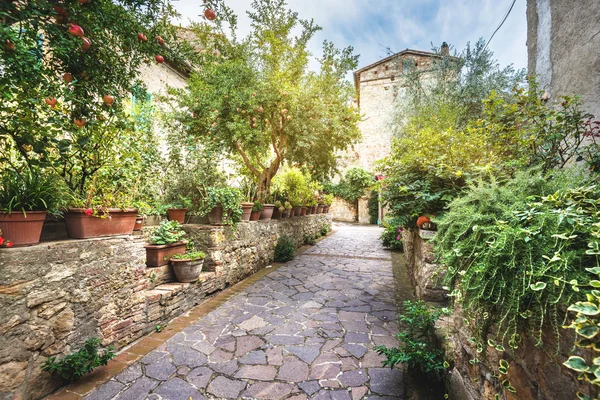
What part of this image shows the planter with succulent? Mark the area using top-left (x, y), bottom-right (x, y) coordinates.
top-left (169, 242), bottom-right (205, 282)
top-left (0, 170), bottom-right (63, 246)
top-left (250, 201), bottom-right (263, 221)
top-left (145, 220), bottom-right (187, 267)
top-left (200, 187), bottom-right (243, 226)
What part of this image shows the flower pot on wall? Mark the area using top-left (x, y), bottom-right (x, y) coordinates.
top-left (317, 204), bottom-right (324, 214)
top-left (167, 208), bottom-right (187, 224)
top-left (300, 206), bottom-right (307, 216)
top-left (250, 210), bottom-right (260, 221)
top-left (292, 206), bottom-right (301, 217)
top-left (241, 202), bottom-right (253, 221)
top-left (0, 211), bottom-right (46, 246)
top-left (324, 205), bottom-right (330, 214)
top-left (305, 207), bottom-right (313, 216)
top-left (282, 210), bottom-right (291, 218)
top-left (170, 258), bottom-right (204, 282)
top-left (260, 204), bottom-right (275, 221)
top-left (134, 215), bottom-right (144, 231)
top-left (272, 208), bottom-right (282, 219)
top-left (207, 205), bottom-right (230, 225)
top-left (65, 208), bottom-right (137, 239)
top-left (145, 241), bottom-right (187, 267)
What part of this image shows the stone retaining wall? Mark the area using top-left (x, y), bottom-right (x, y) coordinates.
top-left (402, 228), bottom-right (591, 399)
top-left (0, 214), bottom-right (331, 400)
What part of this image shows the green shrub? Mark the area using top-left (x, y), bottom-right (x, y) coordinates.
top-left (320, 223), bottom-right (331, 237)
top-left (368, 192), bottom-right (379, 225)
top-left (375, 301), bottom-right (449, 377)
top-left (0, 169), bottom-right (64, 214)
top-left (41, 338), bottom-right (115, 381)
top-left (435, 170), bottom-right (598, 348)
top-left (380, 217), bottom-right (404, 251)
top-left (275, 236), bottom-right (296, 262)
top-left (148, 220), bottom-right (186, 245)
top-left (324, 167), bottom-right (373, 203)
top-left (304, 234), bottom-right (316, 245)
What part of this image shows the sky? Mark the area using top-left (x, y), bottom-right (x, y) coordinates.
top-left (171, 0), bottom-right (528, 77)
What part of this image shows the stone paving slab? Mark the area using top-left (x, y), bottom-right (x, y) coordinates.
top-left (81, 224), bottom-right (403, 399)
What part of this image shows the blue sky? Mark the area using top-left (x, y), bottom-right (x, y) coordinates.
top-left (172, 0), bottom-right (528, 76)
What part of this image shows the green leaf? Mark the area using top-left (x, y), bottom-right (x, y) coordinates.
top-left (591, 280), bottom-right (600, 288)
top-left (499, 359), bottom-right (509, 369)
top-left (577, 392), bottom-right (592, 400)
top-left (568, 302), bottom-right (600, 316)
top-left (576, 324), bottom-right (600, 339)
top-left (586, 267), bottom-right (600, 275)
top-left (563, 356), bottom-right (589, 372)
top-left (530, 282), bottom-right (547, 291)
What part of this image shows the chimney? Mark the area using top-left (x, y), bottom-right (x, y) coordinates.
top-left (441, 42), bottom-right (449, 56)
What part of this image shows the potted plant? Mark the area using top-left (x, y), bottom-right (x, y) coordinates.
top-left (323, 194), bottom-right (334, 213)
top-left (170, 242), bottom-right (205, 282)
top-left (250, 201), bottom-right (263, 221)
top-left (260, 202), bottom-right (275, 221)
top-left (132, 201), bottom-right (153, 231)
top-left (145, 220), bottom-right (187, 267)
top-left (0, 170), bottom-right (61, 246)
top-left (282, 201), bottom-right (292, 218)
top-left (273, 201), bottom-right (283, 219)
top-left (200, 187), bottom-right (243, 226)
top-left (166, 195), bottom-right (191, 224)
top-left (241, 201), bottom-right (253, 221)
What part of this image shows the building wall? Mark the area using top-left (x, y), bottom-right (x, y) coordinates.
top-left (353, 53), bottom-right (438, 173)
top-left (527, 0), bottom-right (600, 118)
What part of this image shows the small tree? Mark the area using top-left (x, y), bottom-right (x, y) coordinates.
top-left (168, 0), bottom-right (360, 201)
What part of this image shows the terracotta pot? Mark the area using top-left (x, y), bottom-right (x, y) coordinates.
top-left (305, 207), bottom-right (313, 215)
top-left (292, 206), bottom-right (302, 217)
top-left (167, 208), bottom-right (187, 224)
top-left (317, 204), bottom-right (324, 214)
top-left (282, 210), bottom-right (291, 218)
top-left (250, 210), bottom-right (260, 221)
top-left (134, 215), bottom-right (144, 231)
top-left (260, 204), bottom-right (275, 221)
top-left (241, 202), bottom-right (253, 221)
top-left (208, 205), bottom-right (230, 225)
top-left (0, 211), bottom-right (46, 246)
top-left (171, 258), bottom-right (204, 282)
top-left (312, 205), bottom-right (318, 214)
top-left (272, 208), bottom-right (282, 219)
top-left (145, 241), bottom-right (187, 267)
top-left (324, 205), bottom-right (330, 213)
top-left (289, 208), bottom-right (295, 217)
top-left (65, 208), bottom-right (137, 239)
top-left (298, 206), bottom-right (306, 216)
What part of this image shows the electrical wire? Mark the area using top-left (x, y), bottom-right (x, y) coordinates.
top-left (483, 0), bottom-right (517, 51)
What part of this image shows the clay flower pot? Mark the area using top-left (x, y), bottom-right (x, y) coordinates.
top-left (292, 206), bottom-right (302, 217)
top-left (300, 206), bottom-right (307, 216)
top-left (65, 208), bottom-right (137, 239)
top-left (260, 204), bottom-right (275, 221)
top-left (250, 210), bottom-right (260, 221)
top-left (241, 202), bottom-right (253, 221)
top-left (208, 205), bottom-right (230, 225)
top-left (0, 211), bottom-right (46, 246)
top-left (305, 207), bottom-right (313, 216)
top-left (282, 210), bottom-right (291, 218)
top-left (167, 208), bottom-right (187, 224)
top-left (272, 208), bottom-right (282, 219)
top-left (324, 205), bottom-right (330, 214)
top-left (134, 215), bottom-right (144, 231)
top-left (317, 204), bottom-right (324, 214)
top-left (145, 241), bottom-right (187, 267)
top-left (170, 258), bottom-right (204, 282)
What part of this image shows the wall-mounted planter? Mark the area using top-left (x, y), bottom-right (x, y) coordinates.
top-left (145, 241), bottom-right (187, 267)
top-left (0, 211), bottom-right (47, 246)
top-left (65, 208), bottom-right (137, 239)
top-left (167, 208), bottom-right (187, 224)
top-left (260, 204), bottom-right (275, 221)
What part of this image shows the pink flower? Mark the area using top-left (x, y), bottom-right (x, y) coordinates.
top-left (396, 235), bottom-right (401, 241)
top-left (84, 208), bottom-right (93, 216)
top-left (0, 237), bottom-right (4, 245)
top-left (6, 241), bottom-right (13, 248)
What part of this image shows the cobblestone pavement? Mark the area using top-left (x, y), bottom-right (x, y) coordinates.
top-left (84, 223), bottom-right (402, 400)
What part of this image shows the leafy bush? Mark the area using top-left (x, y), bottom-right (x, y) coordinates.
top-left (304, 234), bottom-right (316, 245)
top-left (434, 170), bottom-right (598, 348)
top-left (148, 220), bottom-right (186, 245)
top-left (198, 187), bottom-right (243, 225)
top-left (252, 201), bottom-right (264, 212)
top-left (41, 338), bottom-right (115, 381)
top-left (321, 223), bottom-right (331, 237)
top-left (381, 218), bottom-right (404, 251)
top-left (375, 301), bottom-right (449, 377)
top-left (368, 193), bottom-right (379, 225)
top-left (170, 251), bottom-right (206, 260)
top-left (275, 236), bottom-right (296, 262)
top-left (324, 167), bottom-right (373, 203)
top-left (0, 169), bottom-right (64, 214)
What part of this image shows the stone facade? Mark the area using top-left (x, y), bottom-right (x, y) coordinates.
top-left (330, 198), bottom-right (357, 222)
top-left (351, 49), bottom-right (442, 172)
top-left (402, 229), bottom-right (593, 399)
top-left (527, 0), bottom-right (600, 118)
top-left (0, 215), bottom-right (331, 400)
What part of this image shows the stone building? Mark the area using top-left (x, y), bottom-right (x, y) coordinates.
top-left (351, 46), bottom-right (448, 172)
top-left (527, 0), bottom-right (600, 118)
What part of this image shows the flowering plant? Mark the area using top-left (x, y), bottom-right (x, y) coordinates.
top-left (0, 229), bottom-right (13, 248)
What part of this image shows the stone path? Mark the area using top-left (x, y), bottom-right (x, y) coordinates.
top-left (83, 224), bottom-right (402, 400)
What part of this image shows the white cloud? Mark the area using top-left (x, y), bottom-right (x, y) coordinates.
top-left (171, 0), bottom-right (528, 74)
